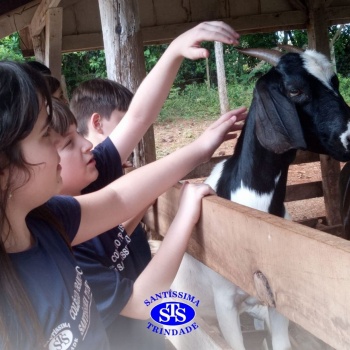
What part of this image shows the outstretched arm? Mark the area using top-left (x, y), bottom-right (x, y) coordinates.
top-left (109, 21), bottom-right (240, 164)
top-left (120, 181), bottom-right (215, 319)
top-left (72, 107), bottom-right (247, 245)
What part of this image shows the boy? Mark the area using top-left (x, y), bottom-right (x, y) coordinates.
top-left (70, 78), bottom-right (151, 280)
top-left (70, 78), bottom-right (132, 148)
top-left (51, 21), bottom-right (244, 349)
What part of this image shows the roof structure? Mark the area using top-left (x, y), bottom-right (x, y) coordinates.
top-left (1, 0), bottom-right (350, 52)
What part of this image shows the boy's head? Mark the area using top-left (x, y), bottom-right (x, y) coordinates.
top-left (51, 97), bottom-right (98, 196)
top-left (70, 78), bottom-right (133, 146)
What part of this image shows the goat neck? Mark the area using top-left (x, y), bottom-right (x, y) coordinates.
top-left (215, 113), bottom-right (296, 218)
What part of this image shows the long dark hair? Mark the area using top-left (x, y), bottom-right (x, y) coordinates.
top-left (0, 61), bottom-right (54, 349)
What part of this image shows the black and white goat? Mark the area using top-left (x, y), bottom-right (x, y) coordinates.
top-left (172, 48), bottom-right (350, 350)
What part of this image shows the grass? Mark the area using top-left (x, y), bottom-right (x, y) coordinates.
top-left (159, 82), bottom-right (255, 122)
top-left (159, 74), bottom-right (350, 122)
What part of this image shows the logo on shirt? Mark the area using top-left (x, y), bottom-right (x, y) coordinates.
top-left (145, 290), bottom-right (200, 336)
top-left (47, 323), bottom-right (76, 350)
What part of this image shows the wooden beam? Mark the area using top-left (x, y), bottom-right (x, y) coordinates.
top-left (0, 1), bottom-right (38, 39)
top-left (32, 31), bottom-right (45, 63)
top-left (144, 184), bottom-right (350, 349)
top-left (285, 181), bottom-right (323, 202)
top-left (44, 7), bottom-right (62, 79)
top-left (30, 0), bottom-right (61, 37)
top-left (141, 11), bottom-right (308, 44)
top-left (62, 33), bottom-right (104, 52)
top-left (327, 5), bottom-right (350, 24)
top-left (183, 151), bottom-right (321, 181)
top-left (19, 27), bottom-right (34, 57)
top-left (56, 6), bottom-right (350, 52)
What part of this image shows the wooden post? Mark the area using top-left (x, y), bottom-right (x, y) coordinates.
top-left (214, 41), bottom-right (230, 114)
top-left (307, 0), bottom-right (342, 227)
top-left (32, 32), bottom-right (46, 63)
top-left (44, 7), bottom-right (62, 80)
top-left (98, 0), bottom-right (156, 167)
top-left (30, 0), bottom-right (62, 77)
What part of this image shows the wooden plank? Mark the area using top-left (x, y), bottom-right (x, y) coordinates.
top-left (0, 1), bottom-right (38, 39)
top-left (183, 151), bottom-right (319, 181)
top-left (44, 7), bottom-right (62, 80)
top-left (32, 31), bottom-right (45, 63)
top-left (141, 10), bottom-right (308, 44)
top-left (30, 0), bottom-right (61, 36)
top-left (182, 156), bottom-right (228, 180)
top-left (144, 184), bottom-right (350, 349)
top-left (19, 27), bottom-right (34, 57)
top-left (62, 33), bottom-right (103, 52)
top-left (297, 216), bottom-right (326, 227)
top-left (39, 6), bottom-right (350, 52)
top-left (327, 5), bottom-right (350, 24)
top-left (293, 150), bottom-right (319, 164)
top-left (285, 181), bottom-right (323, 202)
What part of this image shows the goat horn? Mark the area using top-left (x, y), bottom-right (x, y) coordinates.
top-left (277, 44), bottom-right (304, 53)
top-left (236, 48), bottom-right (283, 67)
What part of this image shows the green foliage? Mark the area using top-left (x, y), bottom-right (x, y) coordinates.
top-left (332, 25), bottom-right (350, 75)
top-left (62, 50), bottom-right (107, 97)
top-left (339, 74), bottom-right (350, 103)
top-left (0, 34), bottom-right (24, 61)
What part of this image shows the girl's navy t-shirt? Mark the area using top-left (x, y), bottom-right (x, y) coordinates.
top-left (9, 196), bottom-right (110, 350)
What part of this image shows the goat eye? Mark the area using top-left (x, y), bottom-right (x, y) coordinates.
top-left (289, 89), bottom-right (301, 97)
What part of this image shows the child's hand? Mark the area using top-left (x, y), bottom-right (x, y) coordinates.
top-left (194, 106), bottom-right (247, 163)
top-left (177, 181), bottom-right (216, 226)
top-left (170, 21), bottom-right (240, 60)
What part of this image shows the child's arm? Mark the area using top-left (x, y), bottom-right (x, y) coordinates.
top-left (109, 21), bottom-right (240, 164)
top-left (120, 181), bottom-right (215, 319)
top-left (72, 107), bottom-right (246, 245)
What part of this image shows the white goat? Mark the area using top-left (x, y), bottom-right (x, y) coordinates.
top-left (172, 47), bottom-right (350, 350)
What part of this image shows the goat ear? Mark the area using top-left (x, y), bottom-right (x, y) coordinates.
top-left (252, 76), bottom-right (307, 154)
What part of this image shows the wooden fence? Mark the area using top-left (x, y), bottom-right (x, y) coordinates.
top-left (143, 153), bottom-right (350, 349)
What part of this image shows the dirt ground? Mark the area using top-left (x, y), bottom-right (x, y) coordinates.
top-left (154, 118), bottom-right (326, 222)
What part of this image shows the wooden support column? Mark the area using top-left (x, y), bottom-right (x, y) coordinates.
top-left (98, 0), bottom-right (156, 167)
top-left (30, 0), bottom-right (63, 79)
top-left (307, 0), bottom-right (342, 227)
top-left (32, 31), bottom-right (46, 63)
top-left (44, 7), bottom-right (62, 80)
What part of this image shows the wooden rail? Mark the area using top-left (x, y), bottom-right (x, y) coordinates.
top-left (144, 183), bottom-right (350, 350)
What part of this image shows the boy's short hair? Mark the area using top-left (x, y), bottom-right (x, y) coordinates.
top-left (70, 78), bottom-right (133, 136)
top-left (51, 97), bottom-right (77, 136)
